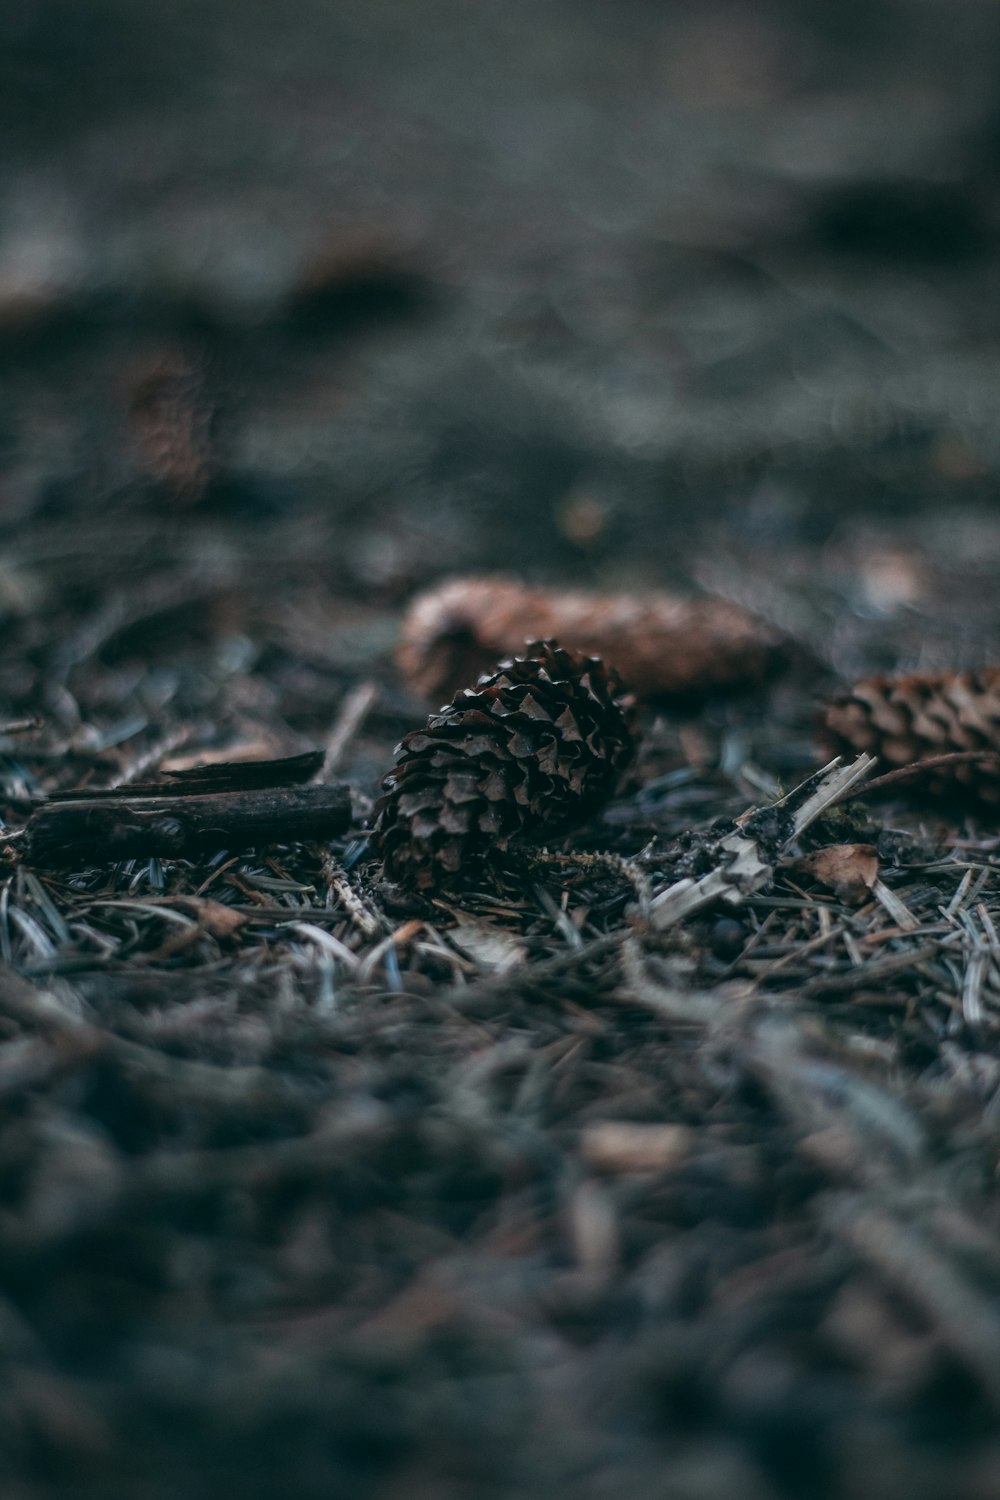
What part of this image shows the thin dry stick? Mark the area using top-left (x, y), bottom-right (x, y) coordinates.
top-left (106, 723), bottom-right (198, 790)
top-left (0, 718), bottom-right (43, 736)
top-left (836, 750), bottom-right (1000, 801)
top-left (320, 851), bottom-right (383, 939)
top-left (322, 681), bottom-right (379, 779)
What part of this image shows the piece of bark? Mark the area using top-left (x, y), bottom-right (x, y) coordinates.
top-left (43, 750), bottom-right (324, 802)
top-left (24, 783), bottom-right (351, 868)
top-left (398, 576), bottom-right (788, 703)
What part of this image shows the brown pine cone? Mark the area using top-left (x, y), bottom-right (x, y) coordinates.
top-left (821, 669), bottom-right (1000, 802)
top-left (127, 349), bottom-right (216, 504)
top-left (371, 640), bottom-right (637, 890)
top-left (397, 576), bottom-right (787, 703)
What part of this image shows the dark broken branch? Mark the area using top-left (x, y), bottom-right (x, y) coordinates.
top-left (23, 782), bottom-right (352, 867)
top-left (43, 749), bottom-right (325, 800)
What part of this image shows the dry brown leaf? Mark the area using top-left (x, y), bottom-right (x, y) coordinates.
top-left (185, 898), bottom-right (247, 940)
top-left (795, 843), bottom-right (879, 904)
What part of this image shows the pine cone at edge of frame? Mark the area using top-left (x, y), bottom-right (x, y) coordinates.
top-left (370, 638), bottom-right (638, 892)
top-left (396, 575), bottom-right (790, 704)
top-left (821, 668), bottom-right (1000, 803)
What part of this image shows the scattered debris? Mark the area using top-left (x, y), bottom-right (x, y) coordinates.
top-left (649, 754), bottom-right (876, 930)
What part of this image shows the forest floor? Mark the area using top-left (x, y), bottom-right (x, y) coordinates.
top-left (3, 3), bottom-right (1000, 1497)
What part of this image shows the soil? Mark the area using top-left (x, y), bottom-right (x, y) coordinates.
top-left (3, 4), bottom-right (1000, 1497)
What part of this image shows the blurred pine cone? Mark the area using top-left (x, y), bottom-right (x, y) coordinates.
top-left (397, 576), bottom-right (788, 703)
top-left (127, 349), bottom-right (216, 504)
top-left (372, 640), bottom-right (637, 890)
top-left (822, 669), bottom-right (1000, 802)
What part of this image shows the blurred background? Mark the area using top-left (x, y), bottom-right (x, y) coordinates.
top-left (3, 0), bottom-right (1000, 714)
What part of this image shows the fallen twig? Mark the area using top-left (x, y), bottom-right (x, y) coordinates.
top-left (44, 749), bottom-right (325, 800)
top-left (832, 749), bottom-right (1000, 802)
top-left (0, 717), bottom-right (43, 737)
top-left (22, 782), bottom-right (351, 867)
top-left (322, 680), bottom-right (379, 777)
